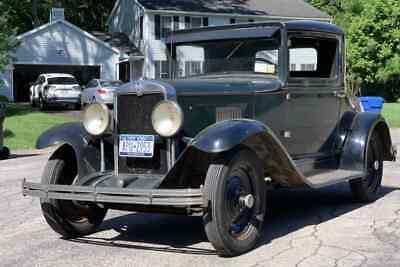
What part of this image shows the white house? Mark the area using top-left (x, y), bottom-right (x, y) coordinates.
top-left (0, 11), bottom-right (123, 102)
top-left (107, 0), bottom-right (331, 81)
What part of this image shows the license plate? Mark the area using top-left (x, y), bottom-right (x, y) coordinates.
top-left (119, 135), bottom-right (155, 158)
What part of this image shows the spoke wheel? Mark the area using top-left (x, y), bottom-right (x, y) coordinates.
top-left (350, 132), bottom-right (383, 202)
top-left (204, 149), bottom-right (266, 257)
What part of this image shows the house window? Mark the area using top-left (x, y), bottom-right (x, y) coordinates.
top-left (191, 17), bottom-right (202, 28)
top-left (230, 18), bottom-right (236, 24)
top-left (155, 15), bottom-right (175, 39)
top-left (184, 61), bottom-right (203, 76)
top-left (184, 17), bottom-right (207, 29)
top-left (290, 64), bottom-right (297, 71)
top-left (155, 61), bottom-right (170, 79)
top-left (161, 16), bottom-right (173, 38)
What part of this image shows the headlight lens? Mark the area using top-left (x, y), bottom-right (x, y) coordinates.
top-left (151, 100), bottom-right (183, 137)
top-left (83, 103), bottom-right (110, 136)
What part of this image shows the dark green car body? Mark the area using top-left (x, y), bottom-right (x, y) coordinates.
top-left (23, 20), bottom-right (397, 256)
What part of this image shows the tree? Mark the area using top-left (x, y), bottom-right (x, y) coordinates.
top-left (0, 3), bottom-right (17, 73)
top-left (3, 0), bottom-right (115, 34)
top-left (344, 0), bottom-right (400, 101)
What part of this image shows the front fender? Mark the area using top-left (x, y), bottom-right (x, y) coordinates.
top-left (189, 120), bottom-right (309, 187)
top-left (340, 112), bottom-right (395, 171)
top-left (36, 122), bottom-right (114, 178)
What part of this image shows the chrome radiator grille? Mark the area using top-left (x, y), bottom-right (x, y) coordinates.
top-left (117, 93), bottom-right (164, 135)
top-left (115, 93), bottom-right (168, 175)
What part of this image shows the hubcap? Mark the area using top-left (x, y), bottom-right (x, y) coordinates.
top-left (240, 194), bottom-right (255, 209)
top-left (226, 173), bottom-right (255, 238)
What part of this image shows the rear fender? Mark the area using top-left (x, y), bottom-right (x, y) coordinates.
top-left (165, 120), bottom-right (309, 188)
top-left (340, 112), bottom-right (395, 171)
top-left (36, 122), bottom-right (114, 178)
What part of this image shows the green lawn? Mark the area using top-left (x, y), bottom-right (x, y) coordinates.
top-left (3, 104), bottom-right (77, 150)
top-left (382, 103), bottom-right (400, 129)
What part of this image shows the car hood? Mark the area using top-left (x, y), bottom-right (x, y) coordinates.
top-left (166, 76), bottom-right (283, 96)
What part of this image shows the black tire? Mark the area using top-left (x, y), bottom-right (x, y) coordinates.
top-left (73, 103), bottom-right (81, 110)
top-left (31, 98), bottom-right (37, 108)
top-left (39, 96), bottom-right (48, 111)
top-left (203, 149), bottom-right (266, 257)
top-left (40, 150), bottom-right (107, 238)
top-left (0, 147), bottom-right (10, 160)
top-left (350, 132), bottom-right (383, 202)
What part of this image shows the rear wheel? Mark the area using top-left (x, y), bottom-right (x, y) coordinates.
top-left (40, 149), bottom-right (107, 238)
top-left (350, 132), bottom-right (383, 202)
top-left (203, 149), bottom-right (266, 257)
top-left (39, 96), bottom-right (48, 111)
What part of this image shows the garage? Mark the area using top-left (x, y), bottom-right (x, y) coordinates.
top-left (13, 64), bottom-right (100, 102)
top-left (0, 19), bottom-right (122, 102)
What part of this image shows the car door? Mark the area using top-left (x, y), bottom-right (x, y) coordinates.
top-left (284, 33), bottom-right (343, 160)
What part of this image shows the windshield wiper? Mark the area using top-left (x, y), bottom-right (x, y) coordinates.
top-left (225, 42), bottom-right (244, 60)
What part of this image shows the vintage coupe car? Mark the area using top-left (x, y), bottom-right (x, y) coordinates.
top-left (23, 21), bottom-right (396, 256)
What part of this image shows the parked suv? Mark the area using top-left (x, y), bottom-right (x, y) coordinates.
top-left (30, 73), bottom-right (82, 110)
top-left (81, 79), bottom-right (123, 107)
top-left (23, 21), bottom-right (397, 257)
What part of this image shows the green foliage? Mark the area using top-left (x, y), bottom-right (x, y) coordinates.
top-left (2, 0), bottom-right (115, 35)
top-left (4, 103), bottom-right (76, 149)
top-left (308, 0), bottom-right (400, 102)
top-left (0, 3), bottom-right (17, 72)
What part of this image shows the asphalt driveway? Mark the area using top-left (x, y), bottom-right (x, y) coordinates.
top-left (0, 130), bottom-right (399, 267)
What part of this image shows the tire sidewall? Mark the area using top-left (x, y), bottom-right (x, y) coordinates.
top-left (40, 154), bottom-right (106, 238)
top-left (205, 149), bottom-right (266, 256)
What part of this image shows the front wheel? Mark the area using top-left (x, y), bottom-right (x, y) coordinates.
top-left (350, 131), bottom-right (383, 202)
top-left (40, 149), bottom-right (107, 238)
top-left (203, 149), bottom-right (266, 257)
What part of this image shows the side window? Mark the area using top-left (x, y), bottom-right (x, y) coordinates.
top-left (289, 36), bottom-right (339, 79)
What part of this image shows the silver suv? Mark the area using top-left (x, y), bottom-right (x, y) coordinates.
top-left (30, 73), bottom-right (82, 110)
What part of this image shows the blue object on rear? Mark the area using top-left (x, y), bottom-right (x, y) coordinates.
top-left (358, 97), bottom-right (385, 113)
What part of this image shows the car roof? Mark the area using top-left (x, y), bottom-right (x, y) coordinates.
top-left (166, 20), bottom-right (343, 44)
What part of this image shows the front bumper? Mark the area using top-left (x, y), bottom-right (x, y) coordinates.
top-left (22, 179), bottom-right (204, 207)
top-left (45, 97), bottom-right (81, 105)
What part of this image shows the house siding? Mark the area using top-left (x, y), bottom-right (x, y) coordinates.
top-left (0, 21), bottom-right (121, 101)
top-left (15, 23), bottom-right (119, 80)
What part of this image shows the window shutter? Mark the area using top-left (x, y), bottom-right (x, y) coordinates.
top-left (155, 15), bottom-right (161, 40)
top-left (173, 16), bottom-right (180, 31)
top-left (139, 16), bottom-right (144, 39)
top-left (185, 16), bottom-right (191, 29)
top-left (203, 17), bottom-right (209, 27)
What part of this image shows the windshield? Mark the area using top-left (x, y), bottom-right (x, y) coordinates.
top-left (100, 81), bottom-right (123, 87)
top-left (173, 38), bottom-right (280, 78)
top-left (48, 77), bottom-right (78, 85)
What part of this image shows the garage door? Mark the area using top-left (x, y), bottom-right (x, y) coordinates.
top-left (13, 65), bottom-right (100, 102)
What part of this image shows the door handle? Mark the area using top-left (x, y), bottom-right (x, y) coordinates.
top-left (333, 91), bottom-right (347, 99)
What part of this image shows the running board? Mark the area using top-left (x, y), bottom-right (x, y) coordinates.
top-left (306, 169), bottom-right (365, 188)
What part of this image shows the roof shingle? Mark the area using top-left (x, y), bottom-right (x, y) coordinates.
top-left (137, 0), bottom-right (330, 19)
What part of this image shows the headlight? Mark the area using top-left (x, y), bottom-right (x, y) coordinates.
top-left (83, 103), bottom-right (110, 136)
top-left (151, 100), bottom-right (183, 137)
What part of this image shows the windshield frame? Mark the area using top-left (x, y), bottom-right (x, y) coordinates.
top-left (167, 26), bottom-right (286, 81)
